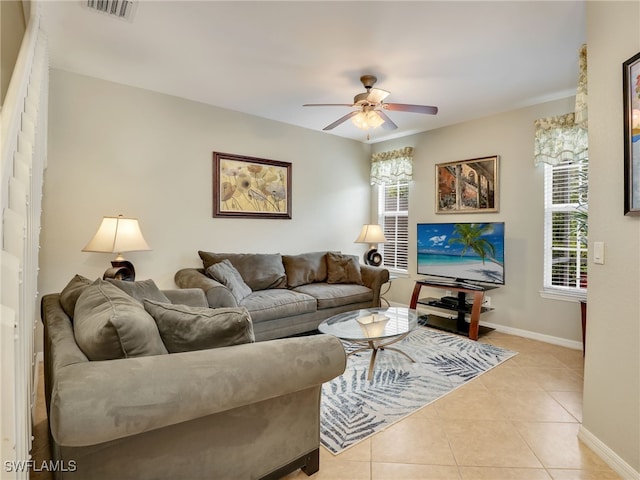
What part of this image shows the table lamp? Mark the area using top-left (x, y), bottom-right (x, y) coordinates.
top-left (354, 224), bottom-right (387, 266)
top-left (82, 215), bottom-right (151, 281)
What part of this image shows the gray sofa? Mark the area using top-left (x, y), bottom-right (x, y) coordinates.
top-left (41, 277), bottom-right (346, 479)
top-left (175, 250), bottom-right (390, 341)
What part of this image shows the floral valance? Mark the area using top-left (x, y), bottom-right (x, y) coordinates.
top-left (534, 44), bottom-right (588, 167)
top-left (534, 113), bottom-right (588, 166)
top-left (574, 44), bottom-right (588, 127)
top-left (370, 147), bottom-right (414, 185)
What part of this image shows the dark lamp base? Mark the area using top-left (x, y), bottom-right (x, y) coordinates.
top-left (364, 248), bottom-right (383, 267)
top-left (103, 260), bottom-right (136, 281)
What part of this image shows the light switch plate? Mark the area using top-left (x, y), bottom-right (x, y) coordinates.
top-left (593, 241), bottom-right (605, 265)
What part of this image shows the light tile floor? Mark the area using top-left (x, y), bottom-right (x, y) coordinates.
top-left (284, 330), bottom-right (622, 480)
top-left (31, 331), bottom-right (623, 480)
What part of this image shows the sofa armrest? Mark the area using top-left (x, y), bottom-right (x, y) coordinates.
top-left (162, 288), bottom-right (208, 307)
top-left (360, 264), bottom-right (390, 306)
top-left (174, 268), bottom-right (238, 308)
top-left (49, 334), bottom-right (346, 447)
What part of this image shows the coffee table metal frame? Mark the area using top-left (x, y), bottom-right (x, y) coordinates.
top-left (318, 307), bottom-right (419, 381)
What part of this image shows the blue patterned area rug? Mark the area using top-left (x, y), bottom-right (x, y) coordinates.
top-left (320, 326), bottom-right (517, 454)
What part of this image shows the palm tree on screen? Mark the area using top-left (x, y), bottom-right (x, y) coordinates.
top-left (448, 223), bottom-right (499, 265)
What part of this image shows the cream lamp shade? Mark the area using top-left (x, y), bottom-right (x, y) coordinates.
top-left (82, 215), bottom-right (151, 281)
top-left (354, 224), bottom-right (387, 266)
top-left (354, 224), bottom-right (387, 245)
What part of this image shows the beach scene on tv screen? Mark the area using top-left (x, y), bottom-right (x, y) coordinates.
top-left (417, 223), bottom-right (505, 284)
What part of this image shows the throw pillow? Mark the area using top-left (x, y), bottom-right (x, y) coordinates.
top-left (206, 259), bottom-right (253, 303)
top-left (59, 274), bottom-right (94, 319)
top-left (106, 278), bottom-right (171, 304)
top-left (326, 252), bottom-right (364, 285)
top-left (282, 252), bottom-right (329, 288)
top-left (143, 300), bottom-right (255, 353)
top-left (198, 251), bottom-right (287, 290)
top-left (73, 279), bottom-right (168, 361)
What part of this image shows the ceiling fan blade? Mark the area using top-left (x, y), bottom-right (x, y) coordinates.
top-left (303, 103), bottom-right (354, 107)
top-left (377, 111), bottom-right (398, 130)
top-left (367, 88), bottom-right (390, 104)
top-left (384, 103), bottom-right (438, 115)
top-left (323, 111), bottom-right (359, 131)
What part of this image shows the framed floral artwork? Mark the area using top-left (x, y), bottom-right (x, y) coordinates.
top-left (213, 152), bottom-right (292, 219)
top-left (623, 51), bottom-right (640, 215)
top-left (435, 155), bottom-right (499, 213)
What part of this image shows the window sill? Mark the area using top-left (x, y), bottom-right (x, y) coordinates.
top-left (539, 289), bottom-right (587, 303)
top-left (386, 269), bottom-right (409, 279)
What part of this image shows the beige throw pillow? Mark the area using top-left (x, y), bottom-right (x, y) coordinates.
top-left (73, 280), bottom-right (168, 360)
top-left (206, 259), bottom-right (253, 303)
top-left (106, 278), bottom-right (171, 304)
top-left (144, 300), bottom-right (255, 353)
top-left (326, 252), bottom-right (364, 285)
top-left (59, 274), bottom-right (94, 319)
top-left (198, 251), bottom-right (286, 290)
top-left (282, 252), bottom-right (328, 288)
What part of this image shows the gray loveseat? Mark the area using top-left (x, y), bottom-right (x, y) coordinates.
top-left (41, 277), bottom-right (346, 479)
top-left (175, 251), bottom-right (390, 341)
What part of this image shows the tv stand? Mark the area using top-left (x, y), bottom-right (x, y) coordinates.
top-left (409, 280), bottom-right (496, 340)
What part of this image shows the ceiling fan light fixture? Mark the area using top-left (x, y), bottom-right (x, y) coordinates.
top-left (351, 110), bottom-right (384, 130)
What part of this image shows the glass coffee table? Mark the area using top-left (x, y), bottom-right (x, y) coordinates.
top-left (318, 307), bottom-right (419, 381)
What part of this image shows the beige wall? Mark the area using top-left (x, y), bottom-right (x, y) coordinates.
top-left (42, 70), bottom-right (588, 349)
top-left (1, 1), bottom-right (27, 105)
top-left (40, 70), bottom-right (372, 296)
top-left (582, 1), bottom-right (640, 474)
top-left (373, 96), bottom-right (584, 345)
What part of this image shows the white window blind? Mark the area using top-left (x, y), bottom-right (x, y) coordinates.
top-left (543, 157), bottom-right (588, 298)
top-left (378, 181), bottom-right (409, 272)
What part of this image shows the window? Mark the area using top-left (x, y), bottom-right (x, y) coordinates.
top-left (543, 156), bottom-right (588, 299)
top-left (534, 110), bottom-right (588, 301)
top-left (378, 181), bottom-right (409, 272)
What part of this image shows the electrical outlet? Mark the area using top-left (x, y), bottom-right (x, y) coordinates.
top-left (484, 296), bottom-right (492, 307)
top-left (445, 290), bottom-right (452, 297)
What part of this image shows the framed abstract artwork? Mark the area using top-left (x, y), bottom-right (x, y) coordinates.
top-left (435, 155), bottom-right (499, 214)
top-left (213, 152), bottom-right (292, 219)
top-left (623, 51), bottom-right (640, 215)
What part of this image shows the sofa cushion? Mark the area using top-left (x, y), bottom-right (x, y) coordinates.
top-left (239, 289), bottom-right (317, 323)
top-left (293, 283), bottom-right (374, 309)
top-left (73, 280), bottom-right (168, 360)
top-left (143, 300), bottom-right (254, 353)
top-left (326, 252), bottom-right (364, 285)
top-left (59, 274), bottom-right (93, 319)
top-left (205, 259), bottom-right (252, 302)
top-left (199, 251), bottom-right (286, 290)
top-left (282, 252), bottom-right (328, 288)
top-left (106, 278), bottom-right (171, 304)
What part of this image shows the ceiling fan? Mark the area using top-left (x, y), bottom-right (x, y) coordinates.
top-left (303, 74), bottom-right (438, 132)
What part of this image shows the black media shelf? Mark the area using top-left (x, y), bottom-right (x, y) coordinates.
top-left (418, 314), bottom-right (495, 337)
top-left (416, 297), bottom-right (494, 315)
top-left (410, 280), bottom-right (498, 340)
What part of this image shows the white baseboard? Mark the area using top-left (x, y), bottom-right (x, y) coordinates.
top-left (578, 426), bottom-right (640, 480)
top-left (480, 321), bottom-right (583, 350)
top-left (389, 301), bottom-right (583, 350)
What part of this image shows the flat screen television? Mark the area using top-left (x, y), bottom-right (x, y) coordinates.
top-left (417, 222), bottom-right (505, 286)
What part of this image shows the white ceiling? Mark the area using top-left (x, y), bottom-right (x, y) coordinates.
top-left (40, 1), bottom-right (586, 144)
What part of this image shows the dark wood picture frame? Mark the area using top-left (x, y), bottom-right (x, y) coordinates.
top-left (213, 152), bottom-right (292, 219)
top-left (435, 155), bottom-right (499, 213)
top-left (623, 51), bottom-right (640, 215)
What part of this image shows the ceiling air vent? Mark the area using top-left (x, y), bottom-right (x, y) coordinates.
top-left (84, 1), bottom-right (137, 22)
